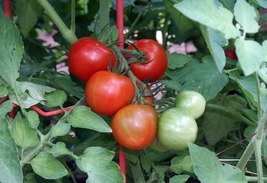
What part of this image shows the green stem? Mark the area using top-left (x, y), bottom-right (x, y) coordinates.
top-left (254, 113), bottom-right (267, 183)
top-left (70, 0), bottom-right (76, 33)
top-left (255, 73), bottom-right (263, 120)
top-left (38, 0), bottom-right (77, 44)
top-left (20, 130), bottom-right (51, 166)
top-left (125, 11), bottom-right (145, 38)
top-left (246, 176), bottom-right (267, 182)
top-left (236, 136), bottom-right (255, 171)
top-left (111, 46), bottom-right (146, 102)
top-left (129, 160), bottom-right (146, 183)
top-left (99, 0), bottom-right (109, 31)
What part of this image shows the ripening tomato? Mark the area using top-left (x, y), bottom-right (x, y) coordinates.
top-left (111, 104), bottom-right (158, 150)
top-left (85, 71), bottom-right (135, 115)
top-left (68, 37), bottom-right (116, 82)
top-left (224, 48), bottom-right (237, 60)
top-left (158, 107), bottom-right (198, 151)
top-left (127, 39), bottom-right (168, 82)
top-left (175, 91), bottom-right (206, 119)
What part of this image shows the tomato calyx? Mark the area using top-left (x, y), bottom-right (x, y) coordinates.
top-left (111, 46), bottom-right (150, 104)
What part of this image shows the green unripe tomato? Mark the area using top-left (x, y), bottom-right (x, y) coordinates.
top-left (175, 90), bottom-right (206, 119)
top-left (157, 108), bottom-right (198, 151)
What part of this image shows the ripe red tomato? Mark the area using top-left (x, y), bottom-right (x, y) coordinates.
top-left (224, 48), bottom-right (237, 60)
top-left (68, 37), bottom-right (116, 82)
top-left (111, 104), bottom-right (158, 150)
top-left (85, 71), bottom-right (135, 116)
top-left (127, 39), bottom-right (168, 82)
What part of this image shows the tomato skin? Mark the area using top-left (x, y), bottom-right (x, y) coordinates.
top-left (111, 104), bottom-right (158, 150)
top-left (68, 37), bottom-right (116, 82)
top-left (224, 48), bottom-right (237, 60)
top-left (85, 71), bottom-right (135, 115)
top-left (175, 91), bottom-right (206, 119)
top-left (158, 108), bottom-right (198, 151)
top-left (127, 39), bottom-right (168, 82)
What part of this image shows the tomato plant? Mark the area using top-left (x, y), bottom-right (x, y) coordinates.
top-left (157, 107), bottom-right (198, 151)
top-left (85, 71), bottom-right (135, 116)
top-left (127, 39), bottom-right (168, 82)
top-left (111, 104), bottom-right (158, 150)
top-left (68, 37), bottom-right (116, 82)
top-left (175, 90), bottom-right (206, 119)
top-left (2, 0), bottom-right (267, 182)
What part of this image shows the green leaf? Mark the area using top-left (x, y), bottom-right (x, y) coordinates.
top-left (163, 0), bottom-right (195, 42)
top-left (0, 118), bottom-right (23, 183)
top-left (0, 100), bottom-right (13, 117)
top-left (170, 175), bottom-right (190, 183)
top-left (68, 106), bottom-right (112, 133)
top-left (202, 96), bottom-right (240, 146)
top-left (174, 0), bottom-right (240, 39)
top-left (200, 26), bottom-right (228, 72)
top-left (165, 57), bottom-right (229, 101)
top-left (51, 122), bottom-right (71, 137)
top-left (234, 0), bottom-right (260, 33)
top-left (230, 73), bottom-right (267, 111)
top-left (15, 0), bottom-right (41, 38)
top-left (167, 52), bottom-right (194, 70)
top-left (0, 84), bottom-right (8, 97)
top-left (170, 153), bottom-right (193, 174)
top-left (189, 144), bottom-right (247, 183)
top-left (44, 90), bottom-right (67, 108)
top-left (76, 147), bottom-right (124, 183)
top-left (0, 9), bottom-right (24, 89)
top-left (183, 56), bottom-right (229, 101)
top-left (257, 0), bottom-right (267, 8)
top-left (9, 81), bottom-right (56, 108)
top-left (30, 152), bottom-right (68, 179)
top-left (11, 114), bottom-right (39, 149)
top-left (161, 80), bottom-right (182, 91)
top-left (25, 110), bottom-right (40, 129)
top-left (51, 142), bottom-right (74, 157)
top-left (235, 38), bottom-right (264, 76)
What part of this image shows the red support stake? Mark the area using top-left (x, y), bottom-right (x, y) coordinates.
top-left (116, 0), bottom-right (127, 182)
top-left (3, 0), bottom-right (12, 19)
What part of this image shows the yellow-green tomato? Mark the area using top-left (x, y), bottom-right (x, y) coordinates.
top-left (175, 90), bottom-right (206, 119)
top-left (157, 108), bottom-right (198, 151)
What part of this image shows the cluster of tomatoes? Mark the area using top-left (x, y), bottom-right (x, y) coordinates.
top-left (67, 37), bottom-right (205, 151)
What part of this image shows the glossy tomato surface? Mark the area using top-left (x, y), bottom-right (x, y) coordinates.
top-left (127, 39), bottom-right (167, 82)
top-left (111, 104), bottom-right (158, 150)
top-left (68, 37), bottom-right (116, 82)
top-left (158, 108), bottom-right (198, 151)
top-left (175, 90), bottom-right (206, 119)
top-left (224, 48), bottom-right (237, 60)
top-left (85, 71), bottom-right (135, 115)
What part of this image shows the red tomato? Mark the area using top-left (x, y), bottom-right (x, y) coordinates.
top-left (224, 48), bottom-right (237, 60)
top-left (127, 39), bottom-right (168, 82)
top-left (68, 37), bottom-right (116, 82)
top-left (85, 71), bottom-right (135, 115)
top-left (111, 104), bottom-right (158, 150)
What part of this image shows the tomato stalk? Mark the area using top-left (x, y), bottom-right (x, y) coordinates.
top-left (111, 46), bottom-right (149, 104)
top-left (37, 0), bottom-right (77, 44)
top-left (236, 73), bottom-right (267, 183)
